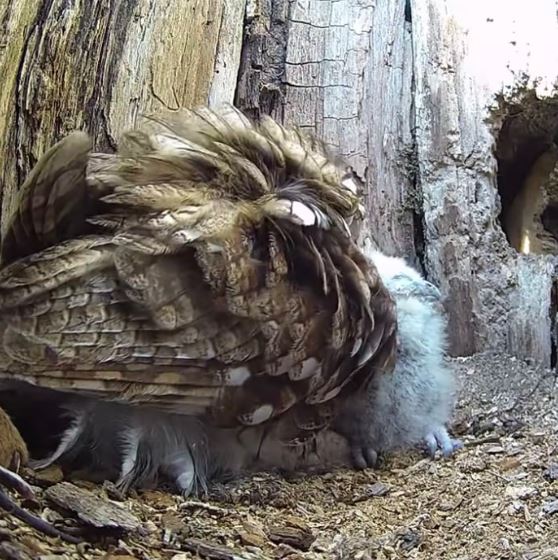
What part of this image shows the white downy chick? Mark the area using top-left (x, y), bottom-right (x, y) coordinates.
top-left (334, 250), bottom-right (463, 468)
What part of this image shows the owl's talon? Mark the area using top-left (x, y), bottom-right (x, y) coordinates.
top-left (351, 448), bottom-right (367, 470)
top-left (9, 451), bottom-right (21, 473)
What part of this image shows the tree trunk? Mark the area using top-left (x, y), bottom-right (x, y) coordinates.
top-left (1, 0), bottom-right (558, 364)
top-left (0, 0), bottom-right (246, 229)
top-left (411, 1), bottom-right (558, 364)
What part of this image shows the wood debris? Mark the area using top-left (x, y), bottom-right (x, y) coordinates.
top-left (44, 482), bottom-right (141, 532)
top-left (0, 352), bottom-right (555, 559)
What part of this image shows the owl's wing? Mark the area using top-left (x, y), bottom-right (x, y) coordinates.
top-left (0, 106), bottom-right (396, 435)
top-left (1, 133), bottom-right (93, 266)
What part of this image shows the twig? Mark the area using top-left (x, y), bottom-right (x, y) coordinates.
top-left (465, 435), bottom-right (502, 448)
top-left (0, 466), bottom-right (34, 500)
top-left (0, 489), bottom-right (81, 545)
top-left (503, 372), bottom-right (551, 413)
top-left (182, 538), bottom-right (250, 560)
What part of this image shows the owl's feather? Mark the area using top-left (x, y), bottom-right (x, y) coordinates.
top-left (1, 132), bottom-right (94, 265)
top-left (0, 106), bottom-right (396, 449)
top-left (334, 250), bottom-right (462, 468)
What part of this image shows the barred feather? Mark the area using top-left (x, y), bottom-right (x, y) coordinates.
top-left (0, 104), bottom-right (397, 446)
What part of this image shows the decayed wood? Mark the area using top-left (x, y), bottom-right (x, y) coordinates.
top-left (44, 481), bottom-right (141, 532)
top-left (0, 0), bottom-right (245, 237)
top-left (266, 524), bottom-right (315, 551)
top-left (411, 0), bottom-right (558, 361)
top-left (362, 1), bottom-right (417, 260)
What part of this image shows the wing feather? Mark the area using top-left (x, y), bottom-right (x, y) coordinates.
top-left (0, 105), bottom-right (397, 439)
top-left (1, 132), bottom-right (94, 266)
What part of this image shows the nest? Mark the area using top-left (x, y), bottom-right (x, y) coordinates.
top-left (0, 352), bottom-right (556, 560)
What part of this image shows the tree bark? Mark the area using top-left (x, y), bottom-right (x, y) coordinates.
top-left (1, 0), bottom-right (558, 364)
top-left (411, 0), bottom-right (558, 363)
top-left (0, 0), bottom-right (246, 232)
top-left (235, 0), bottom-right (418, 261)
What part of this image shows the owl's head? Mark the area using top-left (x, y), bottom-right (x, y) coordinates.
top-left (367, 250), bottom-right (442, 304)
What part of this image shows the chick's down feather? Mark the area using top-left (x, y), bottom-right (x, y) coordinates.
top-left (0, 105), bottom-right (397, 493)
top-left (334, 250), bottom-right (462, 469)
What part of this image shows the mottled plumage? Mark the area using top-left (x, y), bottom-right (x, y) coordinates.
top-left (0, 105), bottom-right (397, 493)
top-left (334, 250), bottom-right (462, 468)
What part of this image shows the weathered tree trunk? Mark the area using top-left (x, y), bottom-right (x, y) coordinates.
top-left (0, 0), bottom-right (246, 229)
top-left (1, 0), bottom-right (558, 364)
top-left (411, 1), bottom-right (558, 364)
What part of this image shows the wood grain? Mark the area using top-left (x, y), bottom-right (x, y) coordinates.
top-left (0, 0), bottom-right (244, 237)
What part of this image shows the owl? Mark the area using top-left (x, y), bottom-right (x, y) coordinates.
top-left (334, 249), bottom-right (462, 468)
top-left (0, 105), bottom-right (397, 502)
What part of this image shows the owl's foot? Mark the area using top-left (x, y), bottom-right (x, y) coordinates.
top-left (424, 426), bottom-right (463, 458)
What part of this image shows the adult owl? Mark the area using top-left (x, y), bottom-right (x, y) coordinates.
top-left (0, 105), bottom-right (397, 508)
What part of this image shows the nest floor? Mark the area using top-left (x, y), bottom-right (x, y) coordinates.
top-left (1, 352), bottom-right (557, 560)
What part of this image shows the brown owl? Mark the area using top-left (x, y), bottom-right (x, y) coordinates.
top-left (0, 105), bottom-right (397, 502)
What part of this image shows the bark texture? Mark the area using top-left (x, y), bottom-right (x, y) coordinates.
top-left (235, 0), bottom-right (418, 262)
top-left (1, 0), bottom-right (558, 364)
top-left (411, 1), bottom-right (558, 362)
top-left (0, 0), bottom-right (246, 233)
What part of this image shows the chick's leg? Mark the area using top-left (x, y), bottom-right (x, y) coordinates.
top-left (424, 426), bottom-right (463, 458)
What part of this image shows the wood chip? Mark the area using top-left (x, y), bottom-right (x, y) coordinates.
top-left (44, 482), bottom-right (141, 532)
top-left (273, 543), bottom-right (305, 559)
top-left (0, 541), bottom-right (33, 560)
top-left (544, 463), bottom-right (558, 481)
top-left (505, 486), bottom-right (537, 500)
top-left (542, 499), bottom-right (558, 515)
top-left (181, 538), bottom-right (250, 560)
top-left (179, 500), bottom-right (230, 515)
top-left (352, 482), bottom-right (391, 503)
top-left (497, 457), bottom-right (523, 471)
top-left (24, 466), bottom-right (64, 487)
top-left (238, 530), bottom-right (266, 548)
top-left (485, 445), bottom-right (505, 454)
top-left (266, 525), bottom-right (315, 552)
top-left (237, 518), bottom-right (268, 548)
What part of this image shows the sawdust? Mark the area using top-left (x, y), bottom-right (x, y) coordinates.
top-left (0, 352), bottom-right (556, 560)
